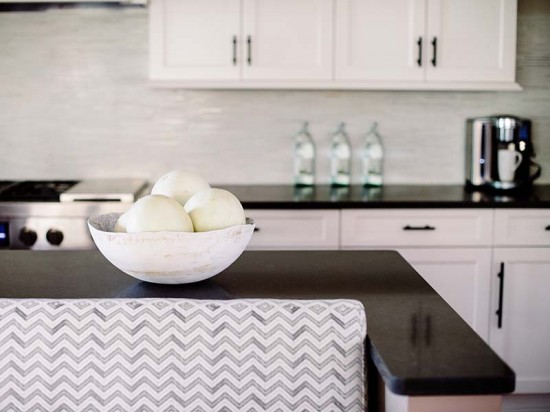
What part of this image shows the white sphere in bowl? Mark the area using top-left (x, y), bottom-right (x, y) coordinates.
top-left (114, 212), bottom-right (129, 232)
top-left (184, 188), bottom-right (246, 232)
top-left (151, 170), bottom-right (210, 206)
top-left (126, 194), bottom-right (194, 233)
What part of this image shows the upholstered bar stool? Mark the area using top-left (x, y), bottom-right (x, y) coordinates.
top-left (0, 298), bottom-right (367, 411)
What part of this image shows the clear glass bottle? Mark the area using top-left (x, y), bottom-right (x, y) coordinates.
top-left (362, 122), bottom-right (384, 186)
top-left (330, 122), bottom-right (352, 186)
top-left (293, 122), bottom-right (316, 186)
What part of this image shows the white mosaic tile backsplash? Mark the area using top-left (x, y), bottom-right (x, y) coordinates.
top-left (0, 2), bottom-right (549, 185)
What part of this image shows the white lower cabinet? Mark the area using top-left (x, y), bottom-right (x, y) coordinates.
top-left (491, 209), bottom-right (550, 395)
top-left (341, 209), bottom-right (494, 340)
top-left (490, 248), bottom-right (550, 394)
top-left (398, 248), bottom-right (492, 341)
top-left (244, 209), bottom-right (339, 250)
top-left (340, 209), bottom-right (494, 247)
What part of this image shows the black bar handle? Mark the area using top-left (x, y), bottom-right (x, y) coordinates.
top-left (431, 37), bottom-right (437, 66)
top-left (417, 37), bottom-right (422, 67)
top-left (496, 262), bottom-right (505, 329)
top-left (253, 227), bottom-right (260, 232)
top-left (247, 35), bottom-right (252, 65)
top-left (232, 35), bottom-right (237, 65)
top-left (403, 225), bottom-right (436, 231)
top-left (545, 225), bottom-right (550, 231)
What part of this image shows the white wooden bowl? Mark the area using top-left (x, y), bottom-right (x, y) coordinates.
top-left (88, 213), bottom-right (255, 284)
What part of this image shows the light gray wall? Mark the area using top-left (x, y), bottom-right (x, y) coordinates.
top-left (1, 1), bottom-right (549, 185)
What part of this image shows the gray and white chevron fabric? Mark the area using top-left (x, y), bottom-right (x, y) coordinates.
top-left (0, 298), bottom-right (367, 412)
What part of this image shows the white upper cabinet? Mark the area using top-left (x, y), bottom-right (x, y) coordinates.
top-left (242, 0), bottom-right (333, 80)
top-left (336, 0), bottom-right (517, 86)
top-left (150, 0), bottom-right (332, 82)
top-left (149, 0), bottom-right (520, 90)
top-left (426, 0), bottom-right (517, 82)
top-left (336, 0), bottom-right (426, 81)
top-left (149, 0), bottom-right (241, 80)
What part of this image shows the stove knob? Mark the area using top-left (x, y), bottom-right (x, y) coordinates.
top-left (19, 227), bottom-right (38, 247)
top-left (46, 229), bottom-right (64, 246)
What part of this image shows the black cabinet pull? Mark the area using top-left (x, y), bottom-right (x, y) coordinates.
top-left (431, 37), bottom-right (437, 67)
top-left (496, 262), bottom-right (505, 329)
top-left (247, 35), bottom-right (252, 65)
top-left (232, 35), bottom-right (237, 65)
top-left (403, 225), bottom-right (435, 231)
top-left (253, 227), bottom-right (260, 232)
top-left (417, 37), bottom-right (422, 67)
top-left (545, 225), bottom-right (550, 231)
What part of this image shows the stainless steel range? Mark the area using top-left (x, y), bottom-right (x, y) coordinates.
top-left (0, 179), bottom-right (147, 250)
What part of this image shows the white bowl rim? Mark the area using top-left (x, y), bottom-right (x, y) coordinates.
top-left (88, 213), bottom-right (255, 237)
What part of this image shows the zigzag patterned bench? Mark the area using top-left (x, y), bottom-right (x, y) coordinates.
top-left (0, 298), bottom-right (367, 412)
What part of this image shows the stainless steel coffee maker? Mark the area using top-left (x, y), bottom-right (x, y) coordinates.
top-left (466, 115), bottom-right (541, 190)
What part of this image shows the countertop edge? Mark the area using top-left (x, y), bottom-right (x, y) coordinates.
top-left (369, 342), bottom-right (516, 396)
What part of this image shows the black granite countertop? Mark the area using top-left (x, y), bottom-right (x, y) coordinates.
top-left (218, 184), bottom-right (550, 209)
top-left (0, 250), bottom-right (515, 405)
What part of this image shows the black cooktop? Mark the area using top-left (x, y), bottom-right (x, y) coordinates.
top-left (0, 181), bottom-right (78, 202)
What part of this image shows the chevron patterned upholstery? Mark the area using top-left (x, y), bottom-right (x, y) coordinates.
top-left (0, 298), bottom-right (367, 412)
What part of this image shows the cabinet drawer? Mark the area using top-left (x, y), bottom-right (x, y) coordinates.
top-left (494, 209), bottom-right (550, 246)
top-left (341, 209), bottom-right (493, 247)
top-left (245, 209), bottom-right (339, 250)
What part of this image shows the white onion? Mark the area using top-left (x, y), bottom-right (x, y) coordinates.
top-left (184, 188), bottom-right (246, 232)
top-left (151, 170), bottom-right (210, 206)
top-left (126, 194), bottom-right (194, 233)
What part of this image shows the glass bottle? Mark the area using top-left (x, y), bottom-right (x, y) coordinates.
top-left (293, 122), bottom-right (315, 186)
top-left (362, 122), bottom-right (384, 187)
top-left (330, 122), bottom-right (352, 186)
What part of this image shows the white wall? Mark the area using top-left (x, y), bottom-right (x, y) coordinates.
top-left (0, 1), bottom-right (549, 185)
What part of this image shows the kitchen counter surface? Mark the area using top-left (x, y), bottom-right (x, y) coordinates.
top-left (0, 250), bottom-right (515, 403)
top-left (219, 184), bottom-right (550, 209)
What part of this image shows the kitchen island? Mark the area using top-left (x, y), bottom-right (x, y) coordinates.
top-left (0, 249), bottom-right (514, 411)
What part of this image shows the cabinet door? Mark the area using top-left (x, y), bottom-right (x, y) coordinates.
top-left (242, 0), bottom-right (333, 80)
top-left (245, 209), bottom-right (339, 250)
top-left (399, 248), bottom-right (492, 341)
top-left (490, 249), bottom-right (550, 393)
top-left (340, 209), bottom-right (494, 248)
top-left (494, 209), bottom-right (550, 247)
top-left (426, 0), bottom-right (517, 82)
top-left (336, 0), bottom-right (425, 81)
top-left (150, 0), bottom-right (241, 80)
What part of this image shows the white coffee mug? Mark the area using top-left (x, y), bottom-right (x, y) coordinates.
top-left (498, 149), bottom-right (523, 182)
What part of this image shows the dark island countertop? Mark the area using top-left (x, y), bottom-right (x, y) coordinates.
top-left (0, 250), bottom-right (515, 402)
top-left (218, 184), bottom-right (550, 209)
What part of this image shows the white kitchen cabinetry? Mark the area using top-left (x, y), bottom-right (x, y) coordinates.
top-left (340, 209), bottom-right (494, 248)
top-left (490, 249), bottom-right (550, 394)
top-left (241, 0), bottom-right (333, 81)
top-left (149, 0), bottom-right (241, 80)
top-left (493, 209), bottom-right (550, 247)
top-left (336, 0), bottom-right (517, 86)
top-left (340, 209), bottom-right (494, 339)
top-left (335, 0), bottom-right (425, 82)
top-left (150, 0), bottom-right (519, 90)
top-left (398, 248), bottom-right (492, 341)
top-left (426, 0), bottom-right (517, 83)
top-left (489, 209), bottom-right (550, 394)
top-left (245, 209), bottom-right (339, 250)
top-left (150, 0), bottom-right (333, 82)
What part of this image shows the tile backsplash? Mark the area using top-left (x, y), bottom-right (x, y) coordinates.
top-left (1, 1), bottom-right (549, 185)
